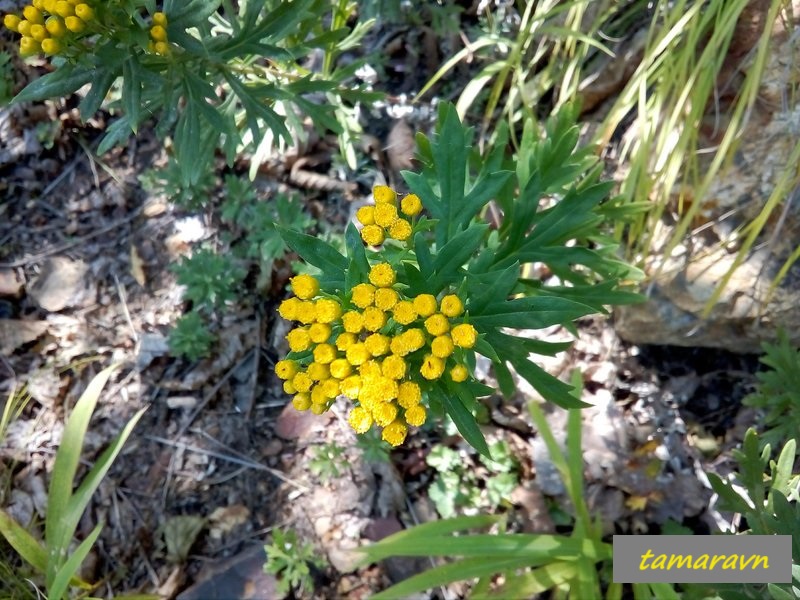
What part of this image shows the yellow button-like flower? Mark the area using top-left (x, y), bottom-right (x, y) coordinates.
top-left (341, 310), bottom-right (364, 334)
top-left (295, 300), bottom-right (316, 324)
top-left (19, 36), bottom-right (40, 55)
top-left (30, 24), bottom-right (47, 41)
top-left (451, 323), bottom-right (477, 348)
top-left (397, 381), bottom-right (421, 408)
top-left (382, 420), bottom-right (408, 446)
top-left (153, 41), bottom-right (169, 55)
top-left (55, 1), bottom-right (74, 17)
top-left (362, 306), bottom-right (387, 332)
top-left (308, 322), bottom-right (332, 344)
top-left (335, 332), bottom-right (357, 351)
top-left (374, 288), bottom-right (398, 311)
top-left (340, 374), bottom-right (362, 398)
top-left (3, 14), bottom-right (21, 31)
top-left (329, 358), bottom-right (352, 379)
top-left (388, 219), bottom-right (412, 241)
top-left (392, 300), bottom-right (417, 325)
top-left (283, 380), bottom-right (296, 394)
top-left (404, 405), bottom-right (427, 427)
top-left (275, 359), bottom-right (298, 380)
top-left (45, 16), bottom-right (65, 37)
top-left (321, 378), bottom-right (340, 398)
top-left (389, 334), bottom-right (411, 357)
top-left (373, 185), bottom-right (397, 204)
top-left (440, 294), bottom-right (464, 317)
top-left (64, 15), bottom-right (83, 32)
top-left (351, 283), bottom-right (375, 308)
top-left (404, 328), bottom-right (426, 352)
top-left (286, 328), bottom-right (311, 352)
top-left (17, 19), bottom-right (32, 36)
top-left (311, 384), bottom-right (327, 405)
top-left (291, 273), bottom-right (319, 300)
top-left (364, 333), bottom-right (390, 357)
top-left (43, 0), bottom-right (57, 12)
top-left (292, 393), bottom-right (312, 411)
top-left (307, 362), bottom-right (330, 381)
top-left (74, 3), bottom-right (93, 20)
top-left (420, 354), bottom-right (445, 380)
top-left (314, 298), bottom-right (341, 323)
top-left (346, 343), bottom-right (370, 366)
top-left (450, 364), bottom-right (469, 382)
top-left (431, 335), bottom-right (454, 358)
top-left (150, 24), bottom-right (168, 41)
top-left (359, 360), bottom-right (383, 378)
top-left (381, 354), bottom-right (406, 380)
top-left (424, 313), bottom-right (450, 336)
top-left (23, 5), bottom-right (44, 24)
top-left (356, 205), bottom-right (375, 226)
top-left (368, 263), bottom-right (396, 288)
top-left (292, 372), bottom-right (313, 393)
top-left (374, 203), bottom-right (398, 228)
top-left (313, 343), bottom-right (336, 365)
top-left (412, 294), bottom-right (437, 317)
top-left (348, 406), bottom-right (372, 433)
top-left (152, 11), bottom-right (167, 26)
top-left (400, 194), bottom-right (422, 216)
top-left (373, 401), bottom-right (398, 427)
top-left (361, 224), bottom-right (385, 246)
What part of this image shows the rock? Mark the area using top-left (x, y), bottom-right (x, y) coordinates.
top-left (0, 319), bottom-right (49, 356)
top-left (0, 269), bottom-right (22, 298)
top-left (28, 257), bottom-right (92, 312)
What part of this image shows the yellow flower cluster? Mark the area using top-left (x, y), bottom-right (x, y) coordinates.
top-left (356, 185), bottom-right (422, 247)
top-left (2, 0), bottom-right (94, 56)
top-left (147, 11), bottom-right (169, 55)
top-left (275, 269), bottom-right (478, 446)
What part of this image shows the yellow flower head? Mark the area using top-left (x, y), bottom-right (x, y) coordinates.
top-left (291, 273), bottom-right (319, 300)
top-left (382, 420), bottom-right (408, 446)
top-left (30, 24), bottom-right (46, 41)
top-left (310, 402), bottom-right (327, 415)
top-left (450, 364), bottom-right (469, 382)
top-left (340, 374), bottom-right (362, 399)
top-left (292, 372), bottom-right (313, 393)
top-left (341, 310), bottom-right (364, 333)
top-left (424, 313), bottom-right (450, 336)
top-left (404, 328), bottom-right (426, 352)
top-left (3, 14), bottom-right (21, 31)
top-left (292, 393), bottom-right (312, 411)
top-left (364, 333), bottom-right (390, 357)
top-left (373, 185), bottom-right (397, 204)
top-left (307, 362), bottom-right (330, 381)
top-left (420, 354), bottom-right (445, 380)
top-left (401, 194), bottom-right (422, 216)
top-left (23, 5), bottom-right (44, 24)
top-left (150, 24), bottom-right (167, 41)
top-left (389, 334), bottom-right (411, 357)
top-left (313, 343), bottom-right (336, 365)
top-left (314, 298), bottom-right (342, 323)
top-left (440, 294), bottom-right (464, 317)
top-left (295, 301), bottom-right (316, 324)
top-left (64, 15), bottom-right (83, 32)
top-left (153, 41), bottom-right (169, 55)
top-left (19, 36), bottom-right (40, 55)
top-left (412, 294), bottom-right (437, 318)
top-left (346, 342), bottom-right (370, 366)
top-left (286, 328), bottom-right (311, 352)
top-left (321, 378), bottom-right (340, 398)
top-left (55, 1), bottom-right (74, 18)
top-left (348, 406), bottom-right (373, 433)
top-left (311, 384), bottom-right (327, 405)
top-left (381, 354), bottom-right (407, 380)
top-left (362, 306), bottom-right (387, 332)
top-left (373, 401), bottom-right (399, 427)
top-left (369, 263), bottom-right (396, 288)
top-left (74, 3), bottom-right (93, 21)
top-left (308, 322), bottom-right (332, 344)
top-left (392, 300), bottom-right (417, 325)
top-left (45, 16), bottom-right (65, 37)
top-left (388, 219), bottom-right (412, 241)
top-left (275, 359), bottom-right (298, 380)
top-left (351, 283), bottom-right (376, 309)
top-left (335, 332), bottom-right (357, 351)
top-left (374, 288), bottom-right (399, 311)
top-left (356, 205), bottom-right (375, 226)
top-left (361, 224), bottom-right (385, 246)
top-left (451, 323), bottom-right (477, 348)
top-left (329, 358), bottom-right (352, 379)
top-left (152, 11), bottom-right (167, 26)
top-left (43, 0), bottom-right (57, 12)
top-left (397, 381), bottom-right (421, 408)
top-left (283, 380), bottom-right (296, 394)
top-left (404, 405), bottom-right (427, 427)
top-left (431, 335), bottom-right (454, 358)
top-left (374, 203), bottom-right (398, 228)
top-left (359, 360), bottom-right (383, 378)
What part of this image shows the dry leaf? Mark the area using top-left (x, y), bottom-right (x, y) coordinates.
top-left (0, 319), bottom-right (49, 356)
top-left (130, 244), bottom-right (146, 286)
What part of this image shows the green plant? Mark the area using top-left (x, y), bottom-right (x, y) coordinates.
top-left (742, 330), bottom-right (800, 451)
top-left (168, 310), bottom-right (216, 361)
top-left (138, 157), bottom-right (216, 210)
top-left (426, 440), bottom-right (518, 519)
top-left (0, 365), bottom-right (147, 600)
top-left (264, 527), bottom-right (325, 596)
top-left (354, 429), bottom-right (392, 464)
top-left (308, 441), bottom-right (346, 480)
top-left (0, 51), bottom-right (14, 105)
top-left (172, 248), bottom-right (246, 310)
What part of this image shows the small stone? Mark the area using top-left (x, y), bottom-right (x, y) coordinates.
top-left (0, 269), bottom-right (22, 298)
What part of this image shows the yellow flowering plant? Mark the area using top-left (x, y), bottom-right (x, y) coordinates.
top-left (275, 102), bottom-right (643, 456)
top-left (3, 0), bottom-right (379, 185)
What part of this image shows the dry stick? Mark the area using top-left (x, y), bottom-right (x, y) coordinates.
top-left (144, 434), bottom-right (311, 494)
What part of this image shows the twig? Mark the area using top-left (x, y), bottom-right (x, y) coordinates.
top-left (113, 274), bottom-right (139, 344)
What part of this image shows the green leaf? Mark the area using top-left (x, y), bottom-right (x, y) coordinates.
top-left (344, 223), bottom-right (369, 292)
top-left (432, 224), bottom-right (489, 281)
top-left (79, 69), bottom-right (117, 121)
top-left (512, 358), bottom-right (586, 409)
top-left (173, 101), bottom-right (201, 186)
top-left (440, 382), bottom-right (490, 458)
top-left (479, 560), bottom-right (578, 599)
top-left (12, 65), bottom-right (93, 105)
top-left (277, 226), bottom-right (347, 286)
top-left (48, 523), bottom-right (102, 600)
top-left (122, 56), bottom-right (142, 133)
top-left (470, 296), bottom-right (596, 330)
top-left (0, 508), bottom-right (47, 573)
